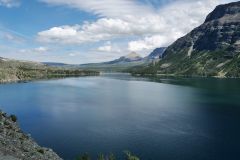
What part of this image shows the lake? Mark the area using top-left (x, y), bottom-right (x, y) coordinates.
top-left (0, 73), bottom-right (240, 160)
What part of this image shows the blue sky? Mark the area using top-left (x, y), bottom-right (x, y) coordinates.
top-left (0, 0), bottom-right (237, 64)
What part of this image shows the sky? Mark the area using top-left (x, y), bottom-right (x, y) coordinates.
top-left (0, 0), bottom-right (238, 64)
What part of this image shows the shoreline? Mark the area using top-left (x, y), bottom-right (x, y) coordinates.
top-left (0, 111), bottom-right (63, 160)
top-left (131, 73), bottom-right (240, 79)
top-left (0, 73), bottom-right (100, 85)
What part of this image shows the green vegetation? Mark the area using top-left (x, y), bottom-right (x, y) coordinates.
top-left (38, 149), bottom-right (45, 154)
top-left (124, 151), bottom-right (140, 160)
top-left (9, 114), bottom-right (17, 122)
top-left (129, 49), bottom-right (240, 78)
top-left (128, 1), bottom-right (240, 78)
top-left (79, 61), bottom-right (148, 72)
top-left (76, 153), bottom-right (91, 160)
top-left (0, 58), bottom-right (99, 83)
top-left (76, 151), bottom-right (139, 160)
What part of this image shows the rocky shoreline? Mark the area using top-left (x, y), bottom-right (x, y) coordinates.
top-left (0, 111), bottom-right (62, 160)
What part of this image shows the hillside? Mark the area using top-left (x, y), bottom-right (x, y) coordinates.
top-left (131, 1), bottom-right (240, 77)
top-left (0, 111), bottom-right (62, 160)
top-left (0, 57), bottom-right (99, 83)
top-left (147, 47), bottom-right (166, 60)
top-left (79, 49), bottom-right (166, 72)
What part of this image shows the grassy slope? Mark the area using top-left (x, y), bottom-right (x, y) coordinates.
top-left (79, 60), bottom-right (148, 72)
top-left (129, 50), bottom-right (240, 78)
top-left (0, 58), bottom-right (99, 83)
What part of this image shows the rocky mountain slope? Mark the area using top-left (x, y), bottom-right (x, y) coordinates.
top-left (132, 1), bottom-right (240, 77)
top-left (147, 47), bottom-right (166, 60)
top-left (0, 111), bottom-right (62, 160)
top-left (0, 57), bottom-right (99, 83)
top-left (104, 52), bottom-right (143, 64)
top-left (79, 49), bottom-right (166, 72)
top-left (79, 52), bottom-right (144, 71)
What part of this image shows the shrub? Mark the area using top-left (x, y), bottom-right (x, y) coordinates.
top-left (10, 115), bottom-right (17, 122)
top-left (76, 153), bottom-right (91, 160)
top-left (97, 153), bottom-right (105, 160)
top-left (108, 153), bottom-right (116, 160)
top-left (38, 149), bottom-right (44, 154)
top-left (124, 151), bottom-right (140, 160)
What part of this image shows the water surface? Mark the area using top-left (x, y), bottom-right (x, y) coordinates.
top-left (0, 74), bottom-right (240, 160)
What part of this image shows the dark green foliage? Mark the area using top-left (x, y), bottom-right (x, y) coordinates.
top-left (124, 151), bottom-right (140, 160)
top-left (10, 114), bottom-right (17, 122)
top-left (76, 153), bottom-right (91, 160)
top-left (38, 149), bottom-right (44, 154)
top-left (108, 153), bottom-right (116, 160)
top-left (97, 153), bottom-right (105, 160)
top-left (76, 152), bottom-right (139, 160)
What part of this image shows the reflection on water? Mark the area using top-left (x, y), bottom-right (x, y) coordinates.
top-left (0, 74), bottom-right (240, 160)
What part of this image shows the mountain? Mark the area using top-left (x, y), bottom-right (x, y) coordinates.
top-left (104, 52), bottom-right (143, 64)
top-left (0, 57), bottom-right (99, 83)
top-left (43, 49), bottom-right (167, 72)
top-left (147, 47), bottom-right (166, 60)
top-left (79, 51), bottom-right (166, 71)
top-left (132, 1), bottom-right (240, 77)
top-left (43, 62), bottom-right (69, 67)
top-left (79, 52), bottom-right (145, 72)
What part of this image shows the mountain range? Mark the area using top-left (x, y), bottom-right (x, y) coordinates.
top-left (74, 47), bottom-right (166, 71)
top-left (44, 48), bottom-right (166, 71)
top-left (0, 57), bottom-right (99, 83)
top-left (131, 1), bottom-right (240, 78)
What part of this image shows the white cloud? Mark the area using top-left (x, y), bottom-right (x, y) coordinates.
top-left (0, 0), bottom-right (20, 8)
top-left (69, 53), bottom-right (76, 57)
top-left (97, 45), bottom-right (112, 52)
top-left (1, 32), bottom-right (24, 43)
top-left (20, 47), bottom-right (49, 54)
top-left (34, 46), bottom-right (49, 52)
top-left (38, 0), bottom-right (235, 48)
top-left (128, 35), bottom-right (170, 52)
top-left (39, 0), bottom-right (153, 18)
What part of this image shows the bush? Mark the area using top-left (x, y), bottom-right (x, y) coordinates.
top-left (10, 115), bottom-right (17, 122)
top-left (124, 151), bottom-right (140, 160)
top-left (108, 153), bottom-right (116, 160)
top-left (76, 153), bottom-right (91, 160)
top-left (97, 153), bottom-right (105, 160)
top-left (38, 149), bottom-right (44, 154)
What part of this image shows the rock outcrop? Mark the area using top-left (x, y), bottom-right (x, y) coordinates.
top-left (133, 1), bottom-right (240, 77)
top-left (0, 111), bottom-right (62, 160)
top-left (147, 47), bottom-right (166, 60)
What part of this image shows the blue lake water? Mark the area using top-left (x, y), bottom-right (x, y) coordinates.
top-left (0, 73), bottom-right (240, 160)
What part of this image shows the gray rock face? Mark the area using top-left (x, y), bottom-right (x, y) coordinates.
top-left (132, 1), bottom-right (240, 77)
top-left (147, 47), bottom-right (166, 59)
top-left (105, 52), bottom-right (143, 64)
top-left (205, 1), bottom-right (240, 23)
top-left (164, 1), bottom-right (240, 57)
top-left (0, 111), bottom-right (62, 160)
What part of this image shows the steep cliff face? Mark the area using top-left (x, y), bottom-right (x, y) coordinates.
top-left (164, 1), bottom-right (240, 57)
top-left (147, 47), bottom-right (166, 59)
top-left (0, 111), bottom-right (62, 160)
top-left (136, 2), bottom-right (240, 77)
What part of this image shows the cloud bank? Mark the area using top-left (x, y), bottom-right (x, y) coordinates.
top-left (38, 0), bottom-right (236, 54)
top-left (0, 0), bottom-right (20, 8)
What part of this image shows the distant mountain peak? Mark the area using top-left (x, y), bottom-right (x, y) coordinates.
top-left (124, 52), bottom-right (142, 59)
